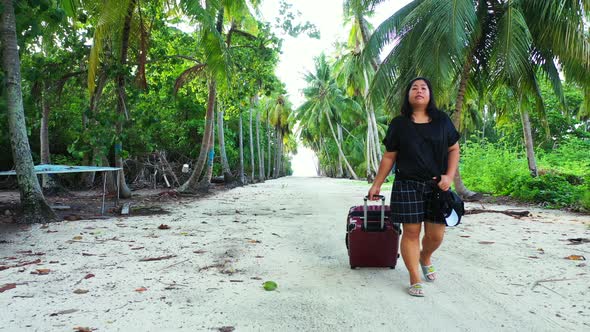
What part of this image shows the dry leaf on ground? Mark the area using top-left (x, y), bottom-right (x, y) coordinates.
top-left (567, 238), bottom-right (590, 245)
top-left (49, 309), bottom-right (78, 316)
top-left (31, 268), bottom-right (50, 275)
top-left (73, 326), bottom-right (93, 332)
top-left (139, 255), bottom-right (176, 262)
top-left (564, 255), bottom-right (586, 261)
top-left (0, 283), bottom-right (16, 293)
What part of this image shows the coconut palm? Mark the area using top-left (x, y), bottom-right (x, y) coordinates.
top-left (177, 0), bottom-right (260, 192)
top-left (84, 0), bottom-right (151, 198)
top-left (365, 0), bottom-right (590, 195)
top-left (216, 100), bottom-right (234, 183)
top-left (334, 9), bottom-right (384, 180)
top-left (266, 94), bottom-right (293, 178)
top-left (1, 0), bottom-right (57, 223)
top-left (296, 53), bottom-right (360, 180)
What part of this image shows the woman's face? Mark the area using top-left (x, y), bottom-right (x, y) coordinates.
top-left (408, 80), bottom-right (430, 108)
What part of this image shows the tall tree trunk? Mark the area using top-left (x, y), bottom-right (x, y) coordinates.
top-left (319, 137), bottom-right (332, 177)
top-left (249, 100), bottom-right (255, 182)
top-left (82, 72), bottom-right (108, 187)
top-left (217, 102), bottom-right (234, 183)
top-left (39, 82), bottom-right (57, 190)
top-left (520, 109), bottom-right (538, 177)
top-left (238, 111), bottom-right (245, 184)
top-left (452, 51), bottom-right (478, 198)
top-left (101, 155), bottom-right (117, 193)
top-left (266, 114), bottom-right (272, 179)
top-left (273, 128), bottom-right (281, 178)
top-left (337, 124), bottom-right (344, 177)
top-left (0, 0), bottom-right (57, 223)
top-left (357, 15), bottom-right (379, 71)
top-left (197, 119), bottom-right (216, 191)
top-left (277, 131), bottom-right (284, 177)
top-left (114, 0), bottom-right (137, 199)
top-left (369, 108), bottom-right (381, 161)
top-left (179, 80), bottom-right (217, 192)
top-left (366, 124), bottom-right (373, 182)
top-left (325, 111), bottom-right (359, 180)
top-left (256, 109), bottom-right (264, 181)
top-left (362, 68), bottom-right (380, 177)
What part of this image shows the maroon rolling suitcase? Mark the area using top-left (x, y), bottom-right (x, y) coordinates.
top-left (345, 195), bottom-right (401, 269)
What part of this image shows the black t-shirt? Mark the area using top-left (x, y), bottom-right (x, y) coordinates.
top-left (382, 110), bottom-right (460, 181)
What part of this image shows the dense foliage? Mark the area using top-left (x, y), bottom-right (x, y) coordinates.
top-left (1, 0), bottom-right (589, 215)
top-left (1, 0), bottom-right (322, 197)
top-left (295, 0), bottom-right (590, 211)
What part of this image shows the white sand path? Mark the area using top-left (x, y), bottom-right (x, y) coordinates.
top-left (1, 176), bottom-right (589, 331)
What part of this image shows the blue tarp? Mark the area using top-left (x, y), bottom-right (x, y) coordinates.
top-left (0, 164), bottom-right (121, 176)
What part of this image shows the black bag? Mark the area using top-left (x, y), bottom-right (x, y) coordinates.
top-left (438, 189), bottom-right (464, 226)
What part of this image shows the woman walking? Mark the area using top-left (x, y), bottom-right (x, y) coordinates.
top-left (368, 77), bottom-right (460, 297)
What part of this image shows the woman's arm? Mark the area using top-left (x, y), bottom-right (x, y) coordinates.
top-left (436, 142), bottom-right (460, 191)
top-left (368, 151), bottom-right (397, 200)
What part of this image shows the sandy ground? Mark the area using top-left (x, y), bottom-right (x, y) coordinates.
top-left (1, 176), bottom-right (589, 332)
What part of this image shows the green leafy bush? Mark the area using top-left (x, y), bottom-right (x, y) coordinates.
top-left (460, 140), bottom-right (528, 195)
top-left (510, 172), bottom-right (582, 208)
top-left (460, 138), bottom-right (589, 211)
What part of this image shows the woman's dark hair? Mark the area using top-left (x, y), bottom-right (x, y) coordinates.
top-left (400, 77), bottom-right (438, 118)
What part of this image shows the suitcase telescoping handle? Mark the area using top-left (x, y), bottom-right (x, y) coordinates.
top-left (363, 195), bottom-right (385, 230)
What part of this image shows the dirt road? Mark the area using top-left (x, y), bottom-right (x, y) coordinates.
top-left (1, 177), bottom-right (589, 331)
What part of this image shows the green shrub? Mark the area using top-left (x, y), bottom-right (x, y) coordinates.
top-left (538, 136), bottom-right (590, 177)
top-left (509, 172), bottom-right (581, 208)
top-left (460, 137), bottom-right (589, 211)
top-left (578, 175), bottom-right (590, 211)
top-left (460, 140), bottom-right (528, 195)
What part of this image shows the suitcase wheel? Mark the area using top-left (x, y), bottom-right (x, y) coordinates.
top-left (350, 266), bottom-right (356, 270)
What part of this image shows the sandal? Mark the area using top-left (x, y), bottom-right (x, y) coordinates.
top-left (421, 264), bottom-right (436, 282)
top-left (408, 283), bottom-right (425, 297)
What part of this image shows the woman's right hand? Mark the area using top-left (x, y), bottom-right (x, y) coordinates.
top-left (368, 185), bottom-right (381, 200)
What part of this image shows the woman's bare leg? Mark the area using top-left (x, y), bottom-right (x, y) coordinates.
top-left (420, 222), bottom-right (445, 266)
top-left (401, 223), bottom-right (423, 285)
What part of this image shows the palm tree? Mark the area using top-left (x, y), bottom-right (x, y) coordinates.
top-left (255, 102), bottom-right (265, 181)
top-left (216, 100), bottom-right (235, 183)
top-left (267, 94), bottom-right (293, 178)
top-left (249, 95), bottom-right (257, 181)
top-left (297, 54), bottom-right (360, 180)
top-left (177, 0), bottom-right (262, 192)
top-left (335, 3), bottom-right (385, 181)
top-left (365, 0), bottom-right (590, 195)
top-left (1, 0), bottom-right (57, 223)
top-left (85, 0), bottom-right (150, 198)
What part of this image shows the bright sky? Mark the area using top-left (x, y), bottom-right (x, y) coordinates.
top-left (260, 0), bottom-right (411, 108)
top-left (258, 0), bottom-right (411, 176)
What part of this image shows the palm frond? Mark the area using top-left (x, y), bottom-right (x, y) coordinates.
top-left (491, 4), bottom-right (534, 89)
top-left (362, 0), bottom-right (421, 66)
top-left (174, 63), bottom-right (207, 95)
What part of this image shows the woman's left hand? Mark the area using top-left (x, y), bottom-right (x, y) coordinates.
top-left (434, 174), bottom-right (452, 191)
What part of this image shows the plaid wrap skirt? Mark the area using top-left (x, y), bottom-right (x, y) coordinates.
top-left (390, 179), bottom-right (445, 224)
